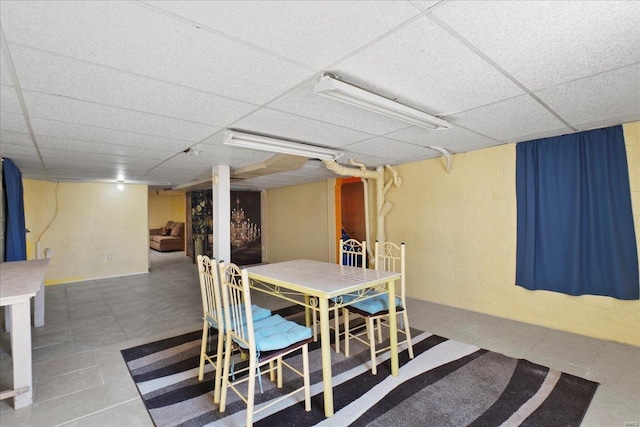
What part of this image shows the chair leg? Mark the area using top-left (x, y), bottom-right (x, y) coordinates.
top-left (277, 357), bottom-right (283, 388)
top-left (219, 336), bottom-right (234, 413)
top-left (334, 306), bottom-right (341, 353)
top-left (368, 317), bottom-right (377, 375)
top-left (302, 345), bottom-right (311, 411)
top-left (198, 321), bottom-right (208, 381)
top-left (344, 308), bottom-right (350, 357)
top-left (403, 311), bottom-right (414, 359)
top-left (246, 357), bottom-right (257, 427)
top-left (312, 311), bottom-right (318, 342)
top-left (269, 360), bottom-right (276, 382)
top-left (213, 328), bottom-right (225, 404)
top-left (376, 318), bottom-right (383, 343)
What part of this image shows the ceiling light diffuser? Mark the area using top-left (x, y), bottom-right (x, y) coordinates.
top-left (223, 130), bottom-right (342, 160)
top-left (313, 73), bottom-right (450, 130)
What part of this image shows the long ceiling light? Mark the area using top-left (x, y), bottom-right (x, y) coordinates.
top-left (313, 72), bottom-right (450, 130)
top-left (223, 130), bottom-right (342, 160)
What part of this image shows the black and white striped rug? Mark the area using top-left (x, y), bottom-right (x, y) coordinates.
top-left (121, 307), bottom-right (598, 426)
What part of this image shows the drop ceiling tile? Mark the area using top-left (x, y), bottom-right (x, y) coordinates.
top-left (329, 17), bottom-right (524, 116)
top-left (9, 45), bottom-right (258, 126)
top-left (535, 64), bottom-right (640, 129)
top-left (447, 95), bottom-right (567, 143)
top-left (344, 137), bottom-right (431, 164)
top-left (0, 142), bottom-right (38, 157)
top-left (574, 117), bottom-right (640, 133)
top-left (2, 155), bottom-right (43, 174)
top-left (432, 1), bottom-right (640, 90)
top-left (233, 108), bottom-right (373, 149)
top-left (146, 1), bottom-right (421, 69)
top-left (35, 135), bottom-right (174, 160)
top-left (0, 130), bottom-right (33, 146)
top-left (0, 111), bottom-right (29, 133)
top-left (40, 148), bottom-right (161, 168)
top-left (22, 91), bottom-right (219, 142)
top-left (0, 52), bottom-right (13, 86)
top-left (1, 84), bottom-right (22, 113)
top-left (196, 142), bottom-right (275, 166)
top-left (267, 81), bottom-right (412, 135)
top-left (385, 124), bottom-right (500, 153)
top-left (42, 157), bottom-right (147, 174)
top-left (410, 1), bottom-right (445, 11)
top-left (0, 1), bottom-right (312, 104)
top-left (29, 118), bottom-right (194, 152)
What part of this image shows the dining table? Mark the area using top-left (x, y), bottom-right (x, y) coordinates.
top-left (245, 259), bottom-right (401, 418)
top-left (0, 259), bottom-right (50, 409)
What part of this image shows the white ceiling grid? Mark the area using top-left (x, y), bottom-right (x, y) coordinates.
top-left (0, 0), bottom-right (638, 191)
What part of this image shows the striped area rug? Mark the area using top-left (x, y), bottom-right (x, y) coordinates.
top-left (121, 307), bottom-right (598, 426)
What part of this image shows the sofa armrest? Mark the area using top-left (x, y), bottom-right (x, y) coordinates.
top-left (150, 228), bottom-right (162, 236)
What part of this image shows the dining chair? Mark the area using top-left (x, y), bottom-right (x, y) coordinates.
top-left (343, 241), bottom-right (414, 374)
top-left (196, 255), bottom-right (271, 405)
top-left (218, 263), bottom-right (313, 426)
top-left (312, 239), bottom-right (366, 353)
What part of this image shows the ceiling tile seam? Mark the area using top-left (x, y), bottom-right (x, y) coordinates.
top-left (529, 61), bottom-right (640, 94)
top-left (426, 13), bottom-right (577, 132)
top-left (321, 9), bottom-right (429, 71)
top-left (0, 27), bottom-right (48, 177)
top-left (256, 106), bottom-right (381, 140)
top-left (29, 133), bottom-right (183, 155)
top-left (133, 0), bottom-right (316, 72)
top-left (37, 146), bottom-right (174, 162)
top-left (5, 41), bottom-right (262, 110)
top-left (185, 73), bottom-right (330, 151)
top-left (17, 87), bottom-right (226, 129)
top-left (3, 112), bottom-right (199, 145)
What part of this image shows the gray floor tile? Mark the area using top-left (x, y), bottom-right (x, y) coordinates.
top-left (0, 250), bottom-right (637, 426)
top-left (34, 366), bottom-right (103, 403)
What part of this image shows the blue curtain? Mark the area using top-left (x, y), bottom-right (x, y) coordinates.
top-left (516, 125), bottom-right (639, 300)
top-left (2, 158), bottom-right (27, 261)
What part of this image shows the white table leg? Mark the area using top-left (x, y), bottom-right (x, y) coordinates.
top-left (10, 300), bottom-right (33, 408)
top-left (387, 280), bottom-right (399, 376)
top-left (319, 297), bottom-right (334, 417)
top-left (34, 280), bottom-right (45, 327)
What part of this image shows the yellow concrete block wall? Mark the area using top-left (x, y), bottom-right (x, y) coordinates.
top-left (23, 180), bottom-right (149, 285)
top-left (265, 180), bottom-right (334, 263)
top-left (386, 122), bottom-right (639, 346)
top-left (148, 192), bottom-right (186, 229)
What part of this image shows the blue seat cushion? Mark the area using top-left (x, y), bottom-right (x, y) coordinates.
top-left (349, 294), bottom-right (402, 315)
top-left (249, 314), bottom-right (312, 352)
top-left (206, 304), bottom-right (272, 331)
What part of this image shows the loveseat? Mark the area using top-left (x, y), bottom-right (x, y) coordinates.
top-left (150, 221), bottom-right (185, 252)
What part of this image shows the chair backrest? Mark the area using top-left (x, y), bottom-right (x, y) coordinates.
top-left (218, 262), bottom-right (254, 352)
top-left (340, 239), bottom-right (366, 269)
top-left (197, 255), bottom-right (224, 331)
top-left (374, 241), bottom-right (406, 301)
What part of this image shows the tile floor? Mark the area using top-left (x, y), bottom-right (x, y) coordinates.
top-left (0, 250), bottom-right (638, 426)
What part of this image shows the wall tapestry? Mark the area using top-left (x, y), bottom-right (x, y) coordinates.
top-left (230, 191), bottom-right (262, 266)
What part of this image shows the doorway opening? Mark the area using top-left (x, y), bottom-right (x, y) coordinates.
top-left (335, 177), bottom-right (366, 263)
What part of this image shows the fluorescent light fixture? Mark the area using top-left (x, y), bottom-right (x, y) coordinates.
top-left (223, 130), bottom-right (342, 160)
top-left (314, 73), bottom-right (450, 130)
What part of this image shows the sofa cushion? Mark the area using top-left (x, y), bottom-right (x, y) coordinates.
top-left (171, 222), bottom-right (184, 237)
top-left (151, 235), bottom-right (180, 243)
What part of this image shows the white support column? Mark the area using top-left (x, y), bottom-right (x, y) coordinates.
top-left (212, 166), bottom-right (231, 264)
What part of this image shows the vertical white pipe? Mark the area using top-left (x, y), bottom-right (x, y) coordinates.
top-left (361, 178), bottom-right (373, 265)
